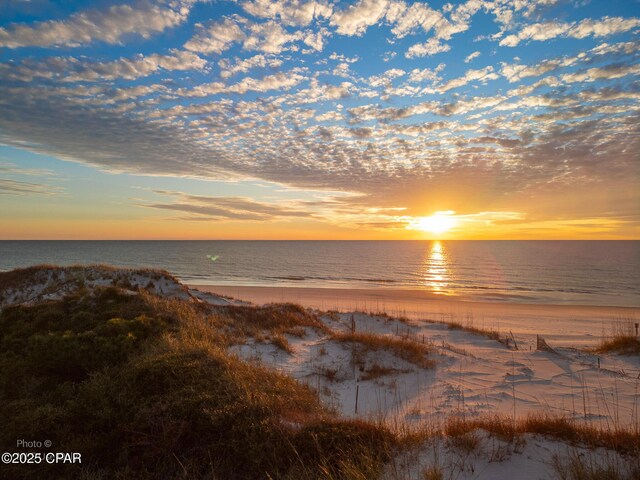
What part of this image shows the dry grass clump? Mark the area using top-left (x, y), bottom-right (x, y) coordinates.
top-left (552, 449), bottom-right (640, 480)
top-left (439, 414), bottom-right (640, 456)
top-left (597, 317), bottom-right (640, 355)
top-left (422, 466), bottom-right (444, 480)
top-left (333, 332), bottom-right (435, 368)
top-left (272, 333), bottom-right (295, 354)
top-left (597, 336), bottom-right (640, 355)
top-left (446, 321), bottom-right (514, 348)
top-left (444, 415), bottom-right (516, 444)
top-left (521, 414), bottom-right (640, 455)
top-left (216, 303), bottom-right (330, 341)
top-left (360, 364), bottom-right (409, 381)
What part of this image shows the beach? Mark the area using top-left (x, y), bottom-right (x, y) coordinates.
top-left (191, 285), bottom-right (640, 347)
top-left (2, 265), bottom-right (639, 479)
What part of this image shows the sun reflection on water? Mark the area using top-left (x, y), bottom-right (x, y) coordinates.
top-left (424, 241), bottom-right (451, 295)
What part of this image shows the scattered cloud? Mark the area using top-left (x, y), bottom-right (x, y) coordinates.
top-left (0, 1), bottom-right (187, 49)
top-left (184, 17), bottom-right (246, 54)
top-left (330, 0), bottom-right (389, 36)
top-left (144, 191), bottom-right (314, 221)
top-left (0, 178), bottom-right (63, 196)
top-left (464, 51), bottom-right (480, 63)
top-left (243, 20), bottom-right (302, 53)
top-left (218, 54), bottom-right (283, 79)
top-left (406, 38), bottom-right (451, 58)
top-left (500, 16), bottom-right (640, 47)
top-left (240, 0), bottom-right (332, 27)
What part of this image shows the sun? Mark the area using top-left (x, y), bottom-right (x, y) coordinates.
top-left (414, 212), bottom-right (457, 234)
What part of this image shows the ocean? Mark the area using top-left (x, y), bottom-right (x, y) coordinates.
top-left (0, 240), bottom-right (638, 307)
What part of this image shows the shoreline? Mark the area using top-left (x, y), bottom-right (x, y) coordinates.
top-left (191, 284), bottom-right (640, 347)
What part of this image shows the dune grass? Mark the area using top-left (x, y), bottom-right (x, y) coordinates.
top-left (215, 303), bottom-right (331, 342)
top-left (445, 320), bottom-right (516, 349)
top-left (332, 331), bottom-right (435, 368)
top-left (597, 336), bottom-right (640, 355)
top-left (552, 449), bottom-right (640, 480)
top-left (438, 414), bottom-right (640, 455)
top-left (0, 283), bottom-right (395, 480)
top-left (596, 317), bottom-right (640, 355)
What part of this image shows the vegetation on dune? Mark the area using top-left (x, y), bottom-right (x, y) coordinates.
top-left (439, 414), bottom-right (640, 456)
top-left (216, 303), bottom-right (331, 336)
top-left (0, 264), bottom-right (176, 291)
top-left (597, 317), bottom-right (640, 355)
top-left (597, 336), bottom-right (640, 355)
top-left (333, 331), bottom-right (435, 369)
top-left (0, 283), bottom-right (395, 480)
top-left (552, 449), bottom-right (640, 480)
top-left (445, 321), bottom-right (515, 349)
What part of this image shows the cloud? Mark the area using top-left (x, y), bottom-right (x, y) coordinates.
top-left (500, 16), bottom-right (640, 47)
top-left (500, 58), bottom-right (571, 83)
top-left (430, 66), bottom-right (499, 93)
top-left (367, 68), bottom-right (406, 88)
top-left (389, 1), bottom-right (447, 38)
top-left (180, 71), bottom-right (307, 97)
top-left (406, 38), bottom-right (451, 58)
top-left (240, 0), bottom-right (332, 26)
top-left (303, 28), bottom-right (327, 51)
top-left (330, 0), bottom-right (389, 36)
top-left (407, 64), bottom-right (445, 83)
top-left (218, 54), bottom-right (283, 79)
top-left (144, 191), bottom-right (314, 221)
top-left (560, 63), bottom-right (640, 84)
top-left (329, 53), bottom-right (359, 63)
top-left (464, 51), bottom-right (480, 63)
top-left (499, 40), bottom-right (639, 83)
top-left (243, 20), bottom-right (302, 54)
top-left (184, 17), bottom-right (245, 54)
top-left (0, 178), bottom-right (63, 195)
top-left (63, 50), bottom-right (206, 82)
top-left (229, 71), bottom-right (306, 93)
top-left (0, 1), bottom-right (187, 49)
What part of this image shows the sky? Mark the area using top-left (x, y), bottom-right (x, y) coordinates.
top-left (0, 0), bottom-right (639, 240)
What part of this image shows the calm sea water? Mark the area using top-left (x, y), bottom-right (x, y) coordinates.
top-left (0, 241), bottom-right (638, 306)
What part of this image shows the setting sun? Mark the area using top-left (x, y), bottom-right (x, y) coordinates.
top-left (414, 212), bottom-right (457, 234)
